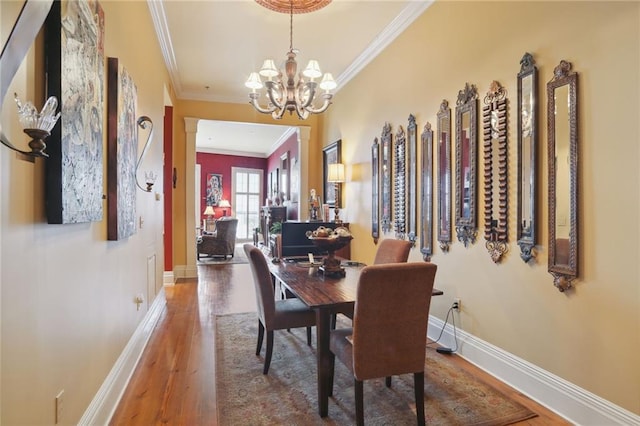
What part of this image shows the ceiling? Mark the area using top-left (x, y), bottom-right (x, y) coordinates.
top-left (149, 0), bottom-right (433, 157)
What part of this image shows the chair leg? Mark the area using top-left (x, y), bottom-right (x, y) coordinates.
top-left (385, 376), bottom-right (392, 387)
top-left (414, 372), bottom-right (425, 426)
top-left (263, 331), bottom-right (274, 374)
top-left (330, 314), bottom-right (337, 330)
top-left (355, 379), bottom-right (364, 426)
top-left (256, 321), bottom-right (265, 355)
top-left (306, 327), bottom-right (312, 346)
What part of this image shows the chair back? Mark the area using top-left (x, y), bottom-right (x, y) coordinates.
top-left (373, 239), bottom-right (412, 264)
top-left (351, 262), bottom-right (437, 380)
top-left (243, 244), bottom-right (276, 326)
top-left (216, 218), bottom-right (238, 250)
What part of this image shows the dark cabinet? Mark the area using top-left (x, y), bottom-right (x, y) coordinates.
top-left (260, 206), bottom-right (286, 244)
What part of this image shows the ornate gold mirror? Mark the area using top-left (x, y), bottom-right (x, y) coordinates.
top-left (381, 123), bottom-right (392, 234)
top-left (407, 115), bottom-right (418, 246)
top-left (482, 81), bottom-right (508, 262)
top-left (421, 122), bottom-right (434, 260)
top-left (437, 100), bottom-right (452, 252)
top-left (394, 125), bottom-right (407, 240)
top-left (372, 137), bottom-right (380, 243)
top-left (547, 60), bottom-right (578, 292)
top-left (517, 53), bottom-right (538, 262)
top-left (455, 83), bottom-right (478, 247)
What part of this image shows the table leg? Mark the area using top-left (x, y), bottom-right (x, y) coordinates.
top-left (315, 308), bottom-right (331, 417)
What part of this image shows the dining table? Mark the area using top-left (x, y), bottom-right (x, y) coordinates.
top-left (268, 258), bottom-right (443, 418)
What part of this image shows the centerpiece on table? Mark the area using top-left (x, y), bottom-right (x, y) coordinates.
top-left (306, 226), bottom-right (353, 277)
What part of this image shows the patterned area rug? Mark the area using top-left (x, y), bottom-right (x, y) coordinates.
top-left (215, 313), bottom-right (537, 425)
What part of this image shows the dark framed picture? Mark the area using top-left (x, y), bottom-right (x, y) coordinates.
top-left (107, 57), bottom-right (137, 240)
top-left (322, 140), bottom-right (341, 206)
top-left (206, 173), bottom-right (223, 206)
top-left (44, 0), bottom-right (105, 224)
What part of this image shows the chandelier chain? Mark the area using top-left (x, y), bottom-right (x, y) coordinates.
top-left (289, 0), bottom-right (293, 51)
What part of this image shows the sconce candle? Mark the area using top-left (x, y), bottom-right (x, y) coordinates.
top-left (0, 93), bottom-right (61, 158)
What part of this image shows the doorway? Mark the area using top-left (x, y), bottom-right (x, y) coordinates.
top-left (232, 167), bottom-right (263, 240)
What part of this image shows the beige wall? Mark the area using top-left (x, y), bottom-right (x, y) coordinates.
top-left (323, 1), bottom-right (639, 414)
top-left (1, 2), bottom-right (170, 424)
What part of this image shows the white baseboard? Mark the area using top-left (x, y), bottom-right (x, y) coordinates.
top-left (427, 316), bottom-right (640, 426)
top-left (173, 264), bottom-right (198, 279)
top-left (163, 270), bottom-right (175, 286)
top-left (78, 288), bottom-right (167, 426)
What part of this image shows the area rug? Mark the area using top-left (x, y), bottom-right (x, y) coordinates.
top-left (215, 312), bottom-right (537, 425)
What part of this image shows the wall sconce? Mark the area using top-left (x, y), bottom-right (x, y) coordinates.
top-left (135, 115), bottom-right (156, 192)
top-left (218, 199), bottom-right (231, 216)
top-left (0, 93), bottom-right (60, 158)
top-left (327, 162), bottom-right (345, 223)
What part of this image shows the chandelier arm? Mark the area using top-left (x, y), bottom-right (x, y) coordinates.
top-left (304, 93), bottom-right (333, 114)
top-left (249, 95), bottom-right (277, 114)
top-left (265, 82), bottom-right (285, 110)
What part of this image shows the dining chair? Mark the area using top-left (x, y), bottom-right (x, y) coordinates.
top-left (333, 238), bottom-right (413, 327)
top-left (328, 262), bottom-right (437, 426)
top-left (243, 244), bottom-right (316, 374)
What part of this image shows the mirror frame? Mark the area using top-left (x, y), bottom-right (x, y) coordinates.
top-left (437, 100), bottom-right (452, 252)
top-left (455, 83), bottom-right (479, 247)
top-left (517, 52), bottom-right (538, 263)
top-left (407, 114), bottom-right (418, 246)
top-left (381, 123), bottom-right (392, 234)
top-left (547, 60), bottom-right (578, 292)
top-left (371, 137), bottom-right (380, 243)
top-left (421, 122), bottom-right (434, 260)
top-left (482, 80), bottom-right (508, 263)
top-left (394, 125), bottom-right (407, 240)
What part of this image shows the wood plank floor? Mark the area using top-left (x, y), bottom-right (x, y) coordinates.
top-left (110, 262), bottom-right (570, 425)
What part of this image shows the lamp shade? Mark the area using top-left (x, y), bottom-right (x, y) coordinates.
top-left (203, 205), bottom-right (215, 216)
top-left (218, 199), bottom-right (231, 208)
top-left (327, 163), bottom-right (345, 183)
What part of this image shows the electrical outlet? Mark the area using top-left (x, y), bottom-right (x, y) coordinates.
top-left (453, 298), bottom-right (461, 311)
top-left (55, 390), bottom-right (64, 424)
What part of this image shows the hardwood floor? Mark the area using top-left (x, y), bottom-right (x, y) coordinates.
top-left (110, 262), bottom-right (569, 425)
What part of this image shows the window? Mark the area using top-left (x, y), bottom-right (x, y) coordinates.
top-left (232, 167), bottom-right (263, 239)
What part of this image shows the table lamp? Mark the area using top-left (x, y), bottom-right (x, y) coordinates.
top-left (203, 205), bottom-right (215, 232)
top-left (219, 199), bottom-right (231, 216)
top-left (327, 163), bottom-right (345, 223)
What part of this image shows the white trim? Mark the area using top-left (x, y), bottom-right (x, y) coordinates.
top-left (173, 264), bottom-right (198, 279)
top-left (78, 288), bottom-right (167, 426)
top-left (163, 271), bottom-right (175, 286)
top-left (427, 316), bottom-right (640, 426)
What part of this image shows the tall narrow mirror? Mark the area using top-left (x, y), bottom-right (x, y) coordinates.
top-left (421, 122), bottom-right (434, 260)
top-left (547, 60), bottom-right (578, 292)
top-left (437, 100), bottom-right (452, 252)
top-left (517, 53), bottom-right (538, 262)
top-left (372, 137), bottom-right (380, 243)
top-left (407, 114), bottom-right (418, 246)
top-left (381, 123), bottom-right (392, 233)
top-left (455, 83), bottom-right (478, 247)
top-left (394, 125), bottom-right (407, 240)
top-left (482, 81), bottom-right (508, 263)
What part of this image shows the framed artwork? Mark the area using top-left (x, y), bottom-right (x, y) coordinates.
top-left (322, 140), bottom-right (341, 206)
top-left (44, 0), bottom-right (105, 224)
top-left (107, 57), bottom-right (137, 240)
top-left (206, 173), bottom-right (223, 206)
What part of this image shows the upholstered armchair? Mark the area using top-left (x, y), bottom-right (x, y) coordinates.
top-left (197, 218), bottom-right (238, 260)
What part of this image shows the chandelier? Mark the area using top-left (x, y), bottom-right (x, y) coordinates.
top-left (245, 0), bottom-right (336, 120)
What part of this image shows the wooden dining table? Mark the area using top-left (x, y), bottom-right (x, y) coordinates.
top-left (268, 259), bottom-right (443, 418)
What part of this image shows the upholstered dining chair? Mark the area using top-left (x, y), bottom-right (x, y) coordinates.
top-left (243, 244), bottom-right (316, 374)
top-left (328, 262), bottom-right (437, 426)
top-left (333, 238), bottom-right (413, 326)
